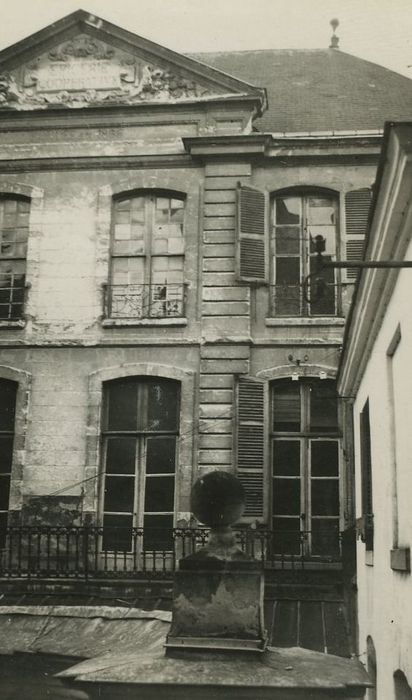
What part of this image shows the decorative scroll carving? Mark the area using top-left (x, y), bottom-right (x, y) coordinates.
top-left (48, 36), bottom-right (115, 61)
top-left (0, 34), bottom-right (223, 110)
top-left (0, 74), bottom-right (22, 105)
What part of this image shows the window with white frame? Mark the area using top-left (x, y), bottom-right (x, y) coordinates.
top-left (107, 192), bottom-right (185, 319)
top-left (0, 196), bottom-right (30, 320)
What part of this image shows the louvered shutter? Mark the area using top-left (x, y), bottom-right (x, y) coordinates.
top-left (236, 377), bottom-right (266, 521)
top-left (236, 184), bottom-right (268, 284)
top-left (344, 188), bottom-right (372, 281)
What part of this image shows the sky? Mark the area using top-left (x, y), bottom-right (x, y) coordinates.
top-left (0, 0), bottom-right (411, 77)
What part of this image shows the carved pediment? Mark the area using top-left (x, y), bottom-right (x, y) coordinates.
top-left (0, 33), bottom-right (233, 110)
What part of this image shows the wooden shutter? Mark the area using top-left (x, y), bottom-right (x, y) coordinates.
top-left (359, 400), bottom-right (373, 550)
top-left (236, 377), bottom-right (266, 521)
top-left (236, 184), bottom-right (268, 284)
top-left (344, 188), bottom-right (372, 281)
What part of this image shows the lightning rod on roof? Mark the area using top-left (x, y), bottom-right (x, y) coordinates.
top-left (329, 18), bottom-right (340, 49)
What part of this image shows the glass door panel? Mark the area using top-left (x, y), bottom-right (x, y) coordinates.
top-left (272, 439), bottom-right (302, 555)
top-left (310, 439), bottom-right (340, 557)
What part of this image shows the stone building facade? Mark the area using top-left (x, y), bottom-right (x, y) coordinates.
top-left (0, 10), bottom-right (411, 571)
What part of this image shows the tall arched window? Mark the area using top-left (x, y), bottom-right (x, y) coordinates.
top-left (0, 195), bottom-right (30, 320)
top-left (107, 191), bottom-right (185, 319)
top-left (0, 379), bottom-right (17, 547)
top-left (271, 378), bottom-right (341, 557)
top-left (271, 190), bottom-right (338, 316)
top-left (101, 377), bottom-right (180, 553)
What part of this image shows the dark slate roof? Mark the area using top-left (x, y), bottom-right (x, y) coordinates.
top-left (189, 48), bottom-right (412, 133)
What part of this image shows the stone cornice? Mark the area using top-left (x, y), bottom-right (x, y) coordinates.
top-left (0, 154), bottom-right (195, 172)
top-left (183, 134), bottom-right (272, 157)
top-left (183, 133), bottom-right (382, 160)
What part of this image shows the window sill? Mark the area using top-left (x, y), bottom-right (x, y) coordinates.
top-left (0, 319), bottom-right (26, 329)
top-left (102, 317), bottom-right (188, 328)
top-left (265, 317), bottom-right (345, 327)
top-left (390, 547), bottom-right (410, 573)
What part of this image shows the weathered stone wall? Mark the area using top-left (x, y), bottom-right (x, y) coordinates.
top-left (0, 103), bottom-right (381, 526)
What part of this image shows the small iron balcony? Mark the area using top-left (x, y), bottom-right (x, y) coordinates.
top-left (104, 283), bottom-right (186, 319)
top-left (269, 283), bottom-right (337, 317)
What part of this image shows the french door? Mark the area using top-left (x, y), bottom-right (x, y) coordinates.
top-left (100, 377), bottom-right (179, 568)
top-left (271, 379), bottom-right (341, 558)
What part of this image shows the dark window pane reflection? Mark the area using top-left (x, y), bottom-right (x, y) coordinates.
top-left (146, 437), bottom-right (176, 474)
top-left (311, 480), bottom-right (339, 516)
top-left (107, 380), bottom-right (137, 430)
top-left (0, 436), bottom-right (13, 474)
top-left (144, 476), bottom-right (175, 512)
top-left (143, 514), bottom-right (174, 550)
top-left (102, 514), bottom-right (133, 551)
top-left (272, 517), bottom-right (301, 555)
top-left (273, 441), bottom-right (300, 476)
top-left (311, 519), bottom-right (340, 557)
top-left (106, 438), bottom-right (136, 474)
top-left (273, 479), bottom-right (300, 515)
top-left (0, 380), bottom-right (16, 431)
top-left (311, 441), bottom-right (339, 476)
top-left (104, 476), bottom-right (134, 512)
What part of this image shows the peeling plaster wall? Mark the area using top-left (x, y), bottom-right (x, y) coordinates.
top-left (0, 99), bottom-right (382, 527)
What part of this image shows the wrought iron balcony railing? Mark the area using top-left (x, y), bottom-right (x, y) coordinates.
top-left (0, 526), bottom-right (343, 580)
top-left (104, 283), bottom-right (186, 319)
top-left (269, 283), bottom-right (337, 317)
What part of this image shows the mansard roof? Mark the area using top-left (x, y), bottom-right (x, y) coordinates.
top-left (190, 48), bottom-right (412, 134)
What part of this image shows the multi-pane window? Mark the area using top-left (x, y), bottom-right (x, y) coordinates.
top-left (0, 196), bottom-right (30, 320)
top-left (271, 192), bottom-right (338, 316)
top-left (271, 379), bottom-right (341, 557)
top-left (108, 192), bottom-right (185, 319)
top-left (0, 379), bottom-right (17, 547)
top-left (101, 377), bottom-right (180, 553)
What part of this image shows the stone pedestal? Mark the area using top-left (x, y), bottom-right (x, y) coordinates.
top-left (166, 556), bottom-right (266, 652)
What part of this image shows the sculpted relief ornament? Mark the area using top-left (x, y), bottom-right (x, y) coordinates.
top-left (0, 35), bottom-right (218, 109)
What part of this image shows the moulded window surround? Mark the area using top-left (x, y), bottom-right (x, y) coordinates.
top-left (105, 191), bottom-right (186, 323)
top-left (268, 189), bottom-right (340, 319)
top-left (0, 195), bottom-right (30, 323)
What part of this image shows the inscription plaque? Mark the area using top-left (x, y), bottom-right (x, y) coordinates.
top-left (36, 60), bottom-right (121, 92)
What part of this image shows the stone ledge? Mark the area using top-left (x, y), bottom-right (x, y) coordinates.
top-left (101, 318), bottom-right (187, 327)
top-left (265, 317), bottom-right (345, 327)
